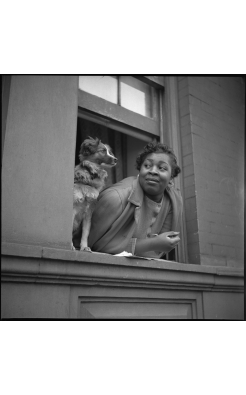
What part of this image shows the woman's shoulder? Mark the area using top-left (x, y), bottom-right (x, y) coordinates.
top-left (99, 176), bottom-right (137, 203)
top-left (112, 176), bottom-right (137, 189)
top-left (103, 176), bottom-right (136, 194)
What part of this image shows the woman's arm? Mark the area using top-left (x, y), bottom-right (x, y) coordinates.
top-left (134, 231), bottom-right (180, 256)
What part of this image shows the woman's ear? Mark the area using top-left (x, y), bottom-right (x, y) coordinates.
top-left (168, 179), bottom-right (174, 187)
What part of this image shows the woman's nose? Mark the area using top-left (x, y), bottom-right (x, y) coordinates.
top-left (149, 166), bottom-right (158, 174)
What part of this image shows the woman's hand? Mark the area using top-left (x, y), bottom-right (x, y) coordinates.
top-left (135, 231), bottom-right (180, 256)
top-left (151, 231), bottom-right (180, 253)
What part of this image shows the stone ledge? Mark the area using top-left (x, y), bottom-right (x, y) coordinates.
top-left (1, 242), bottom-right (244, 277)
top-left (1, 242), bottom-right (244, 293)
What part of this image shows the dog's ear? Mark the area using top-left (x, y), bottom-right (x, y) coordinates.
top-left (80, 136), bottom-right (100, 157)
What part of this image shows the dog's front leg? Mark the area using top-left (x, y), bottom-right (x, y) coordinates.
top-left (71, 209), bottom-right (77, 250)
top-left (80, 215), bottom-right (92, 252)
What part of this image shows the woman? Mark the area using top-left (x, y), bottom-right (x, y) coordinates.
top-left (88, 141), bottom-right (182, 258)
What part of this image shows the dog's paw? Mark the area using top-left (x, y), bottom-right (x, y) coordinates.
top-left (80, 246), bottom-right (92, 252)
top-left (71, 243), bottom-right (76, 250)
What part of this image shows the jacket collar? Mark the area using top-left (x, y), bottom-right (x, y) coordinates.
top-left (128, 176), bottom-right (144, 207)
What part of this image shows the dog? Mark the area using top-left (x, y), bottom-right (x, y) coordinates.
top-left (72, 136), bottom-right (117, 251)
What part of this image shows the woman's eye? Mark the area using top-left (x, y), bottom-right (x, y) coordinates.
top-left (145, 164), bottom-right (151, 168)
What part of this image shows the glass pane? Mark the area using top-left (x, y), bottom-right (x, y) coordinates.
top-left (120, 76), bottom-right (158, 118)
top-left (79, 76), bottom-right (118, 104)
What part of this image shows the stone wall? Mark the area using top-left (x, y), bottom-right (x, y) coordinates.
top-left (1, 76), bottom-right (78, 249)
top-left (178, 76), bottom-right (244, 267)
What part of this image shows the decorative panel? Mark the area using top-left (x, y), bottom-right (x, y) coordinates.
top-left (79, 297), bottom-right (193, 319)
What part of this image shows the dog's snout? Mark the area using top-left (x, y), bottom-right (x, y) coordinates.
top-left (112, 157), bottom-right (117, 165)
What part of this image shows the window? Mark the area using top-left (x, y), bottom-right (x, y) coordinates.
top-left (78, 75), bottom-right (164, 141)
top-left (79, 76), bottom-right (160, 119)
top-left (76, 75), bottom-right (179, 261)
top-left (119, 76), bottom-right (159, 118)
top-left (77, 75), bottom-right (165, 184)
top-left (79, 76), bottom-right (118, 104)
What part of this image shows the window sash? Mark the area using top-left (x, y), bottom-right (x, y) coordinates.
top-left (78, 89), bottom-right (160, 140)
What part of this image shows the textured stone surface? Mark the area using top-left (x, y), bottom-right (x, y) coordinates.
top-left (178, 76), bottom-right (244, 266)
top-left (1, 243), bottom-right (244, 319)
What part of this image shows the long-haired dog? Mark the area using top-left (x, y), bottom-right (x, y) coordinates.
top-left (72, 136), bottom-right (117, 251)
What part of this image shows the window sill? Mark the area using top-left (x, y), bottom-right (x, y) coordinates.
top-left (1, 242), bottom-right (244, 284)
top-left (2, 242), bottom-right (244, 319)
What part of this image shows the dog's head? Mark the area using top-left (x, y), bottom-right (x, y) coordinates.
top-left (79, 136), bottom-right (117, 167)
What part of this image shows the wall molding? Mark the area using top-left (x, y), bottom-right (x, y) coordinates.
top-left (2, 243), bottom-right (244, 294)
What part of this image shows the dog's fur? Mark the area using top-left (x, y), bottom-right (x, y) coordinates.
top-left (72, 136), bottom-right (117, 251)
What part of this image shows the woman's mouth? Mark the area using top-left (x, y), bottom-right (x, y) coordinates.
top-left (146, 178), bottom-right (159, 184)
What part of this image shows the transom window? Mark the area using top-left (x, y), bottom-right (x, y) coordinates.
top-left (79, 76), bottom-right (160, 120)
top-left (78, 76), bottom-right (164, 140)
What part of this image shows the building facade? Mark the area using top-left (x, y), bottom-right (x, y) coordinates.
top-left (1, 75), bottom-right (244, 319)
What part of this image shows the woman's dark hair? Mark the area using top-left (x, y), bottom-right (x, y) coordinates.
top-left (136, 141), bottom-right (181, 178)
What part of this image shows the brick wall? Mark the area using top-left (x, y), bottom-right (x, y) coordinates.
top-left (178, 76), bottom-right (244, 267)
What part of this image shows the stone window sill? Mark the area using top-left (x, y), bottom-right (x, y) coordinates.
top-left (1, 242), bottom-right (244, 278)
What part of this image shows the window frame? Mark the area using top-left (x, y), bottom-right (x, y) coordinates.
top-left (78, 75), bottom-right (165, 141)
top-left (77, 75), bottom-right (187, 263)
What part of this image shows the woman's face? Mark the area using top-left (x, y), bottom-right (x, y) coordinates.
top-left (139, 152), bottom-right (172, 202)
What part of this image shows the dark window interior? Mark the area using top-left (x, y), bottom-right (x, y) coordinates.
top-left (75, 116), bottom-right (148, 186)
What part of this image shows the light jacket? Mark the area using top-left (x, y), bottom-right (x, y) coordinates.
top-left (88, 176), bottom-right (183, 255)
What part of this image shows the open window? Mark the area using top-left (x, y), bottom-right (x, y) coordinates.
top-left (77, 75), bottom-right (165, 177)
top-left (76, 75), bottom-right (177, 261)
